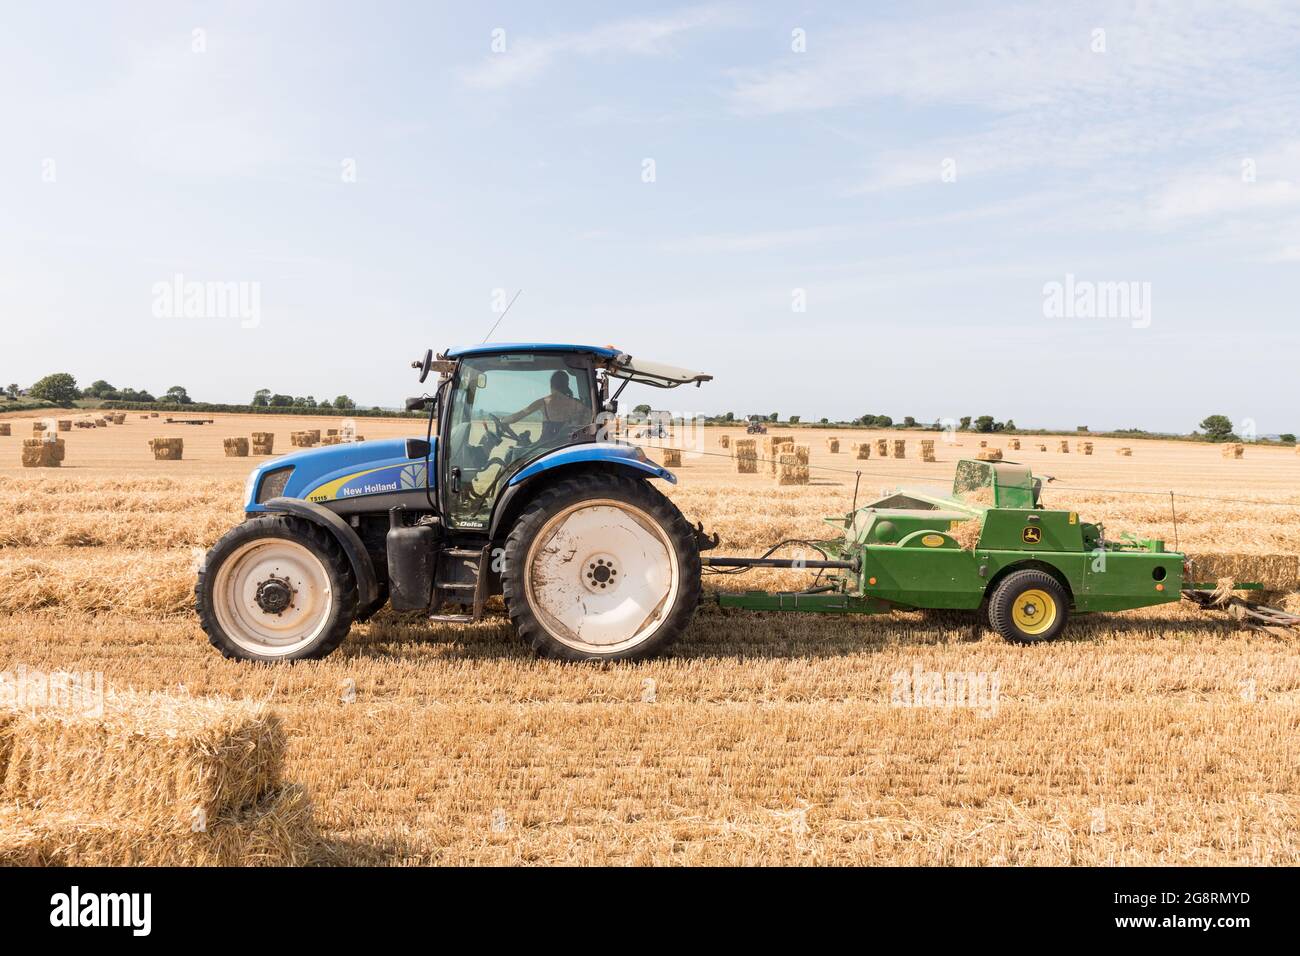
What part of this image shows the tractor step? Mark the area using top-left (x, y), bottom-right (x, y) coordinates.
top-left (432, 544), bottom-right (493, 623)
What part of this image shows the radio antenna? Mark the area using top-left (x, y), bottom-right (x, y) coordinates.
top-left (482, 289), bottom-right (522, 343)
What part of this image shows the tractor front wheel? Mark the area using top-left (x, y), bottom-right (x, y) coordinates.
top-left (501, 474), bottom-right (701, 661)
top-left (988, 569), bottom-right (1069, 644)
top-left (196, 516), bottom-right (357, 662)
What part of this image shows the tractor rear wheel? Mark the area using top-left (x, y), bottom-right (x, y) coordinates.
top-left (988, 569), bottom-right (1069, 644)
top-left (501, 474), bottom-right (701, 661)
top-left (197, 515), bottom-right (357, 662)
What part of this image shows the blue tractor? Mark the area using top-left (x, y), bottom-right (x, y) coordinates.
top-left (197, 344), bottom-right (713, 662)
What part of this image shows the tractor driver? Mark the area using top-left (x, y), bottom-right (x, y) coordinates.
top-left (499, 369), bottom-right (592, 446)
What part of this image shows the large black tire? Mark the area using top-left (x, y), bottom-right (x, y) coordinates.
top-left (196, 515), bottom-right (357, 662)
top-left (987, 569), bottom-right (1069, 644)
top-left (501, 474), bottom-right (701, 661)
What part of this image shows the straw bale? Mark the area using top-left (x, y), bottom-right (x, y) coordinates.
top-left (775, 452), bottom-right (809, 486)
top-left (0, 691), bottom-right (284, 828)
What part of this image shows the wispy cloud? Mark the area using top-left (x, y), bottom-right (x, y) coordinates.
top-left (661, 224), bottom-right (864, 254)
top-left (462, 6), bottom-right (732, 90)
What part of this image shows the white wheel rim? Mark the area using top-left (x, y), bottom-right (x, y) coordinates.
top-left (211, 539), bottom-right (334, 657)
top-left (524, 498), bottom-right (680, 654)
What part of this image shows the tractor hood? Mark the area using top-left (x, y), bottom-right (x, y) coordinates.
top-left (244, 437), bottom-right (433, 511)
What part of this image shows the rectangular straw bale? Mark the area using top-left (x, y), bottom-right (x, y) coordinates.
top-left (775, 452), bottom-right (809, 486)
top-left (976, 448), bottom-right (1003, 461)
top-left (1008, 439), bottom-right (1020, 450)
top-left (57, 420), bottom-right (71, 432)
top-left (1184, 553), bottom-right (1299, 590)
top-left (761, 435), bottom-right (793, 457)
top-left (826, 438), bottom-right (839, 453)
top-left (875, 438), bottom-right (888, 457)
top-left (920, 439), bottom-right (936, 462)
top-left (111, 413), bottom-right (126, 424)
top-left (719, 435), bottom-right (730, 450)
top-left (768, 439), bottom-right (794, 473)
top-left (1057, 441), bottom-right (1069, 453)
top-left (855, 442), bottom-right (871, 459)
top-left (149, 437), bottom-right (183, 460)
top-left (0, 691), bottom-right (285, 828)
top-left (1116, 447), bottom-right (1132, 456)
top-left (0, 785), bottom-right (316, 866)
top-left (32, 422), bottom-right (46, 434)
top-left (892, 439), bottom-right (906, 458)
top-left (1037, 443), bottom-right (1048, 451)
top-left (21, 440), bottom-right (58, 468)
top-left (734, 438), bottom-right (757, 473)
top-left (223, 437), bottom-right (250, 457)
top-left (0, 423), bottom-right (9, 436)
top-left (1220, 443), bottom-right (1244, 459)
top-left (662, 448), bottom-right (682, 467)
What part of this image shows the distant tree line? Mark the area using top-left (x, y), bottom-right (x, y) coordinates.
top-left (6, 373), bottom-right (361, 413)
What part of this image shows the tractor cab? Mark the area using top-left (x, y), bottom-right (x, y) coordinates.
top-left (424, 343), bottom-right (712, 530)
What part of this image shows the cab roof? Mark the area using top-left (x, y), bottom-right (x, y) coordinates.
top-left (444, 343), bottom-right (620, 359)
top-left (443, 343), bottom-right (712, 388)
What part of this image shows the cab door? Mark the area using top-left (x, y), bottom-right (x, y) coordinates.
top-left (440, 352), bottom-right (597, 530)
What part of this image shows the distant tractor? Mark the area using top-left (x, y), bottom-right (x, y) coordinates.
top-left (746, 420), bottom-right (767, 434)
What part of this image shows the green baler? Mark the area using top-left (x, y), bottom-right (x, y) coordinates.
top-left (704, 458), bottom-right (1184, 643)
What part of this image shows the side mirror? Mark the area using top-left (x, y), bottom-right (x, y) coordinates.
top-left (411, 349), bottom-right (433, 383)
top-left (405, 438), bottom-right (431, 459)
top-left (405, 396), bottom-right (428, 412)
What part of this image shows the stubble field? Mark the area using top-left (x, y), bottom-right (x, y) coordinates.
top-left (1, 410), bottom-right (1298, 864)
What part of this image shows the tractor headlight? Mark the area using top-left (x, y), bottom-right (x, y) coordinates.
top-left (255, 466), bottom-right (294, 504)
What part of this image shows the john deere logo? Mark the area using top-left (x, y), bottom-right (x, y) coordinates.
top-left (1022, 526), bottom-right (1042, 544)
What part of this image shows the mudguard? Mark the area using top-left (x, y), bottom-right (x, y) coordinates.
top-left (488, 442), bottom-right (676, 538)
top-left (257, 497), bottom-right (380, 608)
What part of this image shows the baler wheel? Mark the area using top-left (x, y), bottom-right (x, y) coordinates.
top-left (988, 569), bottom-right (1069, 644)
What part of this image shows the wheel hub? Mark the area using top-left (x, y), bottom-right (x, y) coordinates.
top-left (582, 553), bottom-right (621, 593)
top-left (255, 575), bottom-right (296, 615)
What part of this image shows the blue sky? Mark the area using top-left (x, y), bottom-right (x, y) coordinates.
top-left (3, 1), bottom-right (1299, 431)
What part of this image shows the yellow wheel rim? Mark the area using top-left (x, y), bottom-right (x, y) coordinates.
top-left (1011, 588), bottom-right (1057, 635)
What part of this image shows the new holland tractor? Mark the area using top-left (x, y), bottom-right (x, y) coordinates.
top-left (198, 344), bottom-right (715, 662)
top-left (198, 342), bottom-right (1255, 664)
